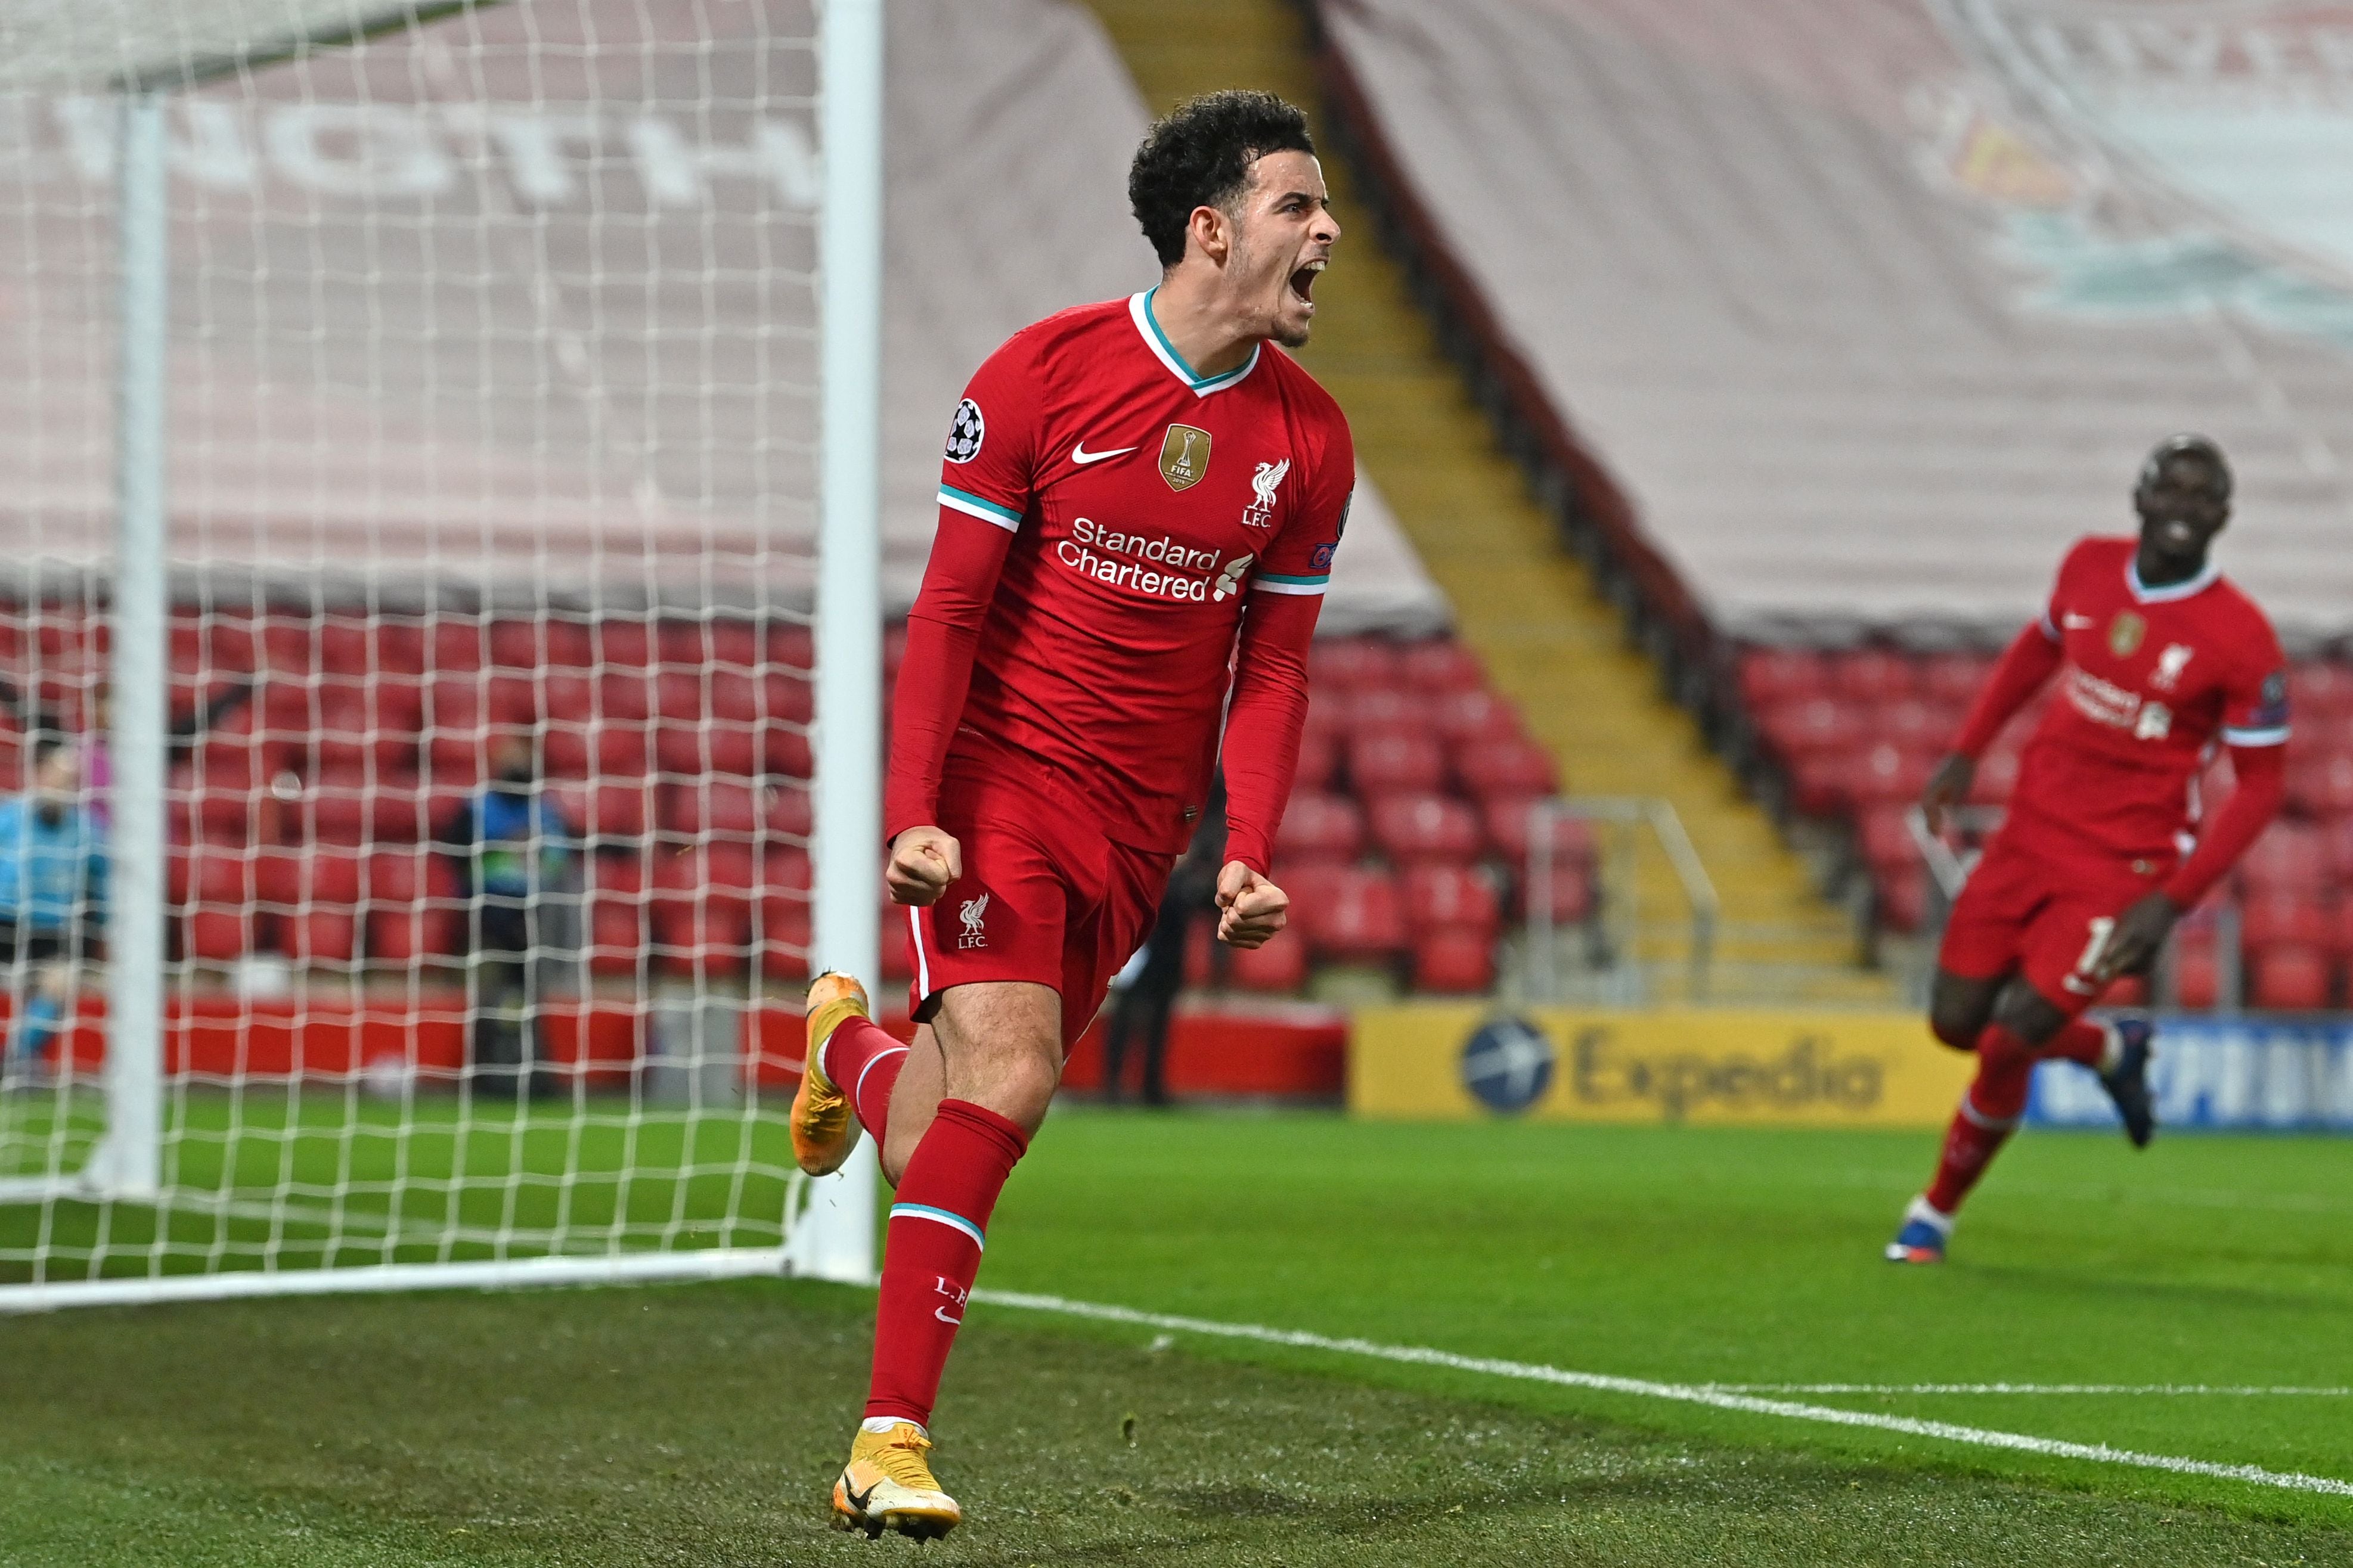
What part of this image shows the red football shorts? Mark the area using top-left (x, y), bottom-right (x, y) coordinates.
top-left (902, 798), bottom-right (1176, 1050)
top-left (1937, 830), bottom-right (2169, 1016)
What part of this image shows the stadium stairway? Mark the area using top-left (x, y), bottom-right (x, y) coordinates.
top-left (1078, 0), bottom-right (1895, 1005)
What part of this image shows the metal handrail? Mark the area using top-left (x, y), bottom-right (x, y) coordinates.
top-left (1527, 796), bottom-right (1719, 1003)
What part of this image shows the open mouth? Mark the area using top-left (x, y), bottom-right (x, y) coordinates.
top-left (1288, 259), bottom-right (1324, 305)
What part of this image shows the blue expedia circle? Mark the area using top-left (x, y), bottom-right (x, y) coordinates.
top-left (1459, 1016), bottom-right (1557, 1114)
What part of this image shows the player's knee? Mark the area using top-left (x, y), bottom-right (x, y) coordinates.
top-left (1927, 1000), bottom-right (1980, 1051)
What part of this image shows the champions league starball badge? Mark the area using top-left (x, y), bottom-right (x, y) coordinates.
top-left (945, 398), bottom-right (985, 464)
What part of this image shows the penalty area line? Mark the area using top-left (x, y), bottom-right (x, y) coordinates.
top-left (971, 1288), bottom-right (2353, 1499)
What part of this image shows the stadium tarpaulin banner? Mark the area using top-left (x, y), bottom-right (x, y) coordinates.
top-left (2026, 1017), bottom-right (2353, 1134)
top-left (1351, 1007), bottom-right (1974, 1129)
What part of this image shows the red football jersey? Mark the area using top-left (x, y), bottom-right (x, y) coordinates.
top-left (2005, 536), bottom-right (2289, 863)
top-left (886, 291), bottom-right (1355, 861)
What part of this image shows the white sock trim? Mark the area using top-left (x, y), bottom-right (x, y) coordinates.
top-left (1905, 1196), bottom-right (1955, 1236)
top-left (861, 1415), bottom-right (925, 1436)
top-left (1955, 1095), bottom-right (2021, 1132)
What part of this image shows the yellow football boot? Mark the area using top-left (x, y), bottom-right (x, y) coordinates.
top-left (791, 973), bottom-right (870, 1176)
top-left (830, 1420), bottom-right (960, 1540)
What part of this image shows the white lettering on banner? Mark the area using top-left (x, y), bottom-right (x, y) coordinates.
top-left (628, 115), bottom-right (818, 207)
top-left (270, 104), bottom-right (455, 197)
top-left (9, 99), bottom-right (819, 209)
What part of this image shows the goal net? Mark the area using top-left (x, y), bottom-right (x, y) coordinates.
top-left (0, 0), bottom-right (881, 1306)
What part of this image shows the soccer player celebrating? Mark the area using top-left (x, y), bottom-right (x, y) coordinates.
top-left (790, 91), bottom-right (1352, 1538)
top-left (1887, 434), bottom-right (2289, 1265)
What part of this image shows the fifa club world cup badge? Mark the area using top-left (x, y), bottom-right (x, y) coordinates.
top-left (2108, 610), bottom-right (2146, 658)
top-left (1159, 424), bottom-right (1211, 491)
top-left (956, 893), bottom-right (989, 949)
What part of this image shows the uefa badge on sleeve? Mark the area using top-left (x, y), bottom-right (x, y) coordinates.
top-left (945, 399), bottom-right (985, 464)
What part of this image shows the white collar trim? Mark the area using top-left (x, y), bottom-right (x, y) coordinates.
top-left (1129, 290), bottom-right (1261, 398)
top-left (2127, 554), bottom-right (2220, 604)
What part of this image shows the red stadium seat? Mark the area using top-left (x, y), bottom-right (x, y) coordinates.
top-left (583, 853), bottom-right (648, 977)
top-left (649, 845), bottom-right (755, 977)
top-left (1309, 638), bottom-right (1402, 694)
top-left (1834, 650), bottom-right (1918, 703)
top-left (1455, 736), bottom-right (1558, 802)
top-left (1412, 932), bottom-right (1495, 993)
top-left (661, 779), bottom-right (761, 844)
top-left (2170, 928), bottom-right (2219, 1010)
top-left (1920, 651), bottom-right (1995, 706)
top-left (2240, 891), bottom-right (2335, 951)
top-left (176, 846), bottom-right (256, 962)
top-left (1857, 805), bottom-right (1917, 877)
top-left (1403, 863), bottom-right (1501, 936)
top-left (1295, 866), bottom-right (1408, 962)
top-left (1274, 792), bottom-right (1365, 862)
top-left (2290, 662), bottom-right (2353, 724)
top-left (2288, 752), bottom-right (2353, 818)
top-left (1397, 639), bottom-right (1485, 694)
top-left (1876, 867), bottom-right (1929, 934)
top-left (656, 721), bottom-right (759, 780)
top-left (761, 669), bottom-right (814, 726)
top-left (1758, 696), bottom-right (1866, 761)
top-left (1737, 647), bottom-right (1829, 709)
top-left (1480, 797), bottom-right (1594, 869)
top-left (1849, 741), bottom-right (1936, 806)
top-left (1368, 793), bottom-right (1483, 866)
top-left (1341, 687), bottom-right (1439, 735)
top-left (1347, 731), bottom-right (1445, 795)
top-left (363, 847), bottom-right (463, 963)
top-left (1292, 727), bottom-right (1341, 793)
top-left (2240, 824), bottom-right (2329, 898)
top-left (2249, 943), bottom-right (2333, 1011)
top-left (1515, 859), bottom-right (1595, 924)
top-left (1787, 750), bottom-right (1859, 817)
top-left (1226, 934), bottom-right (1307, 993)
top-left (1877, 698), bottom-right (1962, 749)
top-left (1431, 688), bottom-right (1522, 744)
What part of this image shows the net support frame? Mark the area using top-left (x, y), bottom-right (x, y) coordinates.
top-left (787, 0), bottom-right (883, 1286)
top-left (97, 89), bottom-right (171, 1203)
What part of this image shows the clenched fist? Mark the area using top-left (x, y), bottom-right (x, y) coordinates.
top-left (886, 826), bottom-right (962, 906)
top-left (1214, 861), bottom-right (1289, 949)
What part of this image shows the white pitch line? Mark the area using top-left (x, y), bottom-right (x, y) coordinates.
top-left (1712, 1383), bottom-right (2352, 1397)
top-left (972, 1289), bottom-right (2353, 1499)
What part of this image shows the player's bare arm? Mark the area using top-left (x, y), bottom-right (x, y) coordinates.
top-left (1920, 754), bottom-right (1974, 834)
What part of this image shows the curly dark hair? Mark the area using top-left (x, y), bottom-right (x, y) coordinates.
top-left (1128, 91), bottom-right (1315, 268)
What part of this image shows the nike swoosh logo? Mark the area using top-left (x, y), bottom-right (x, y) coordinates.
top-left (934, 1307), bottom-right (963, 1325)
top-left (1071, 441), bottom-right (1138, 465)
top-left (844, 1478), bottom-right (879, 1514)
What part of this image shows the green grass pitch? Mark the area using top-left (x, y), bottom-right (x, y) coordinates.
top-left (2, 1098), bottom-right (2349, 1564)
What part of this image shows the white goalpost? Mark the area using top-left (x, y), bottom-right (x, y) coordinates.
top-left (0, 0), bottom-right (879, 1305)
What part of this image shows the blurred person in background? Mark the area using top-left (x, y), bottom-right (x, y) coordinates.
top-left (0, 734), bottom-right (107, 1083)
top-left (0, 673), bottom-right (253, 835)
top-left (440, 731), bottom-right (578, 1101)
top-left (1101, 775), bottom-right (1227, 1107)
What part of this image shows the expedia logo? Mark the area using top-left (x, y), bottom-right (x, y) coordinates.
top-left (1569, 1028), bottom-right (1884, 1120)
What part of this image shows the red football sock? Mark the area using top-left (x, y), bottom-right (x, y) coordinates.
top-left (2040, 1017), bottom-right (2112, 1072)
top-left (823, 1015), bottom-right (907, 1147)
top-left (1924, 1023), bottom-right (2036, 1216)
top-left (864, 1098), bottom-right (1029, 1427)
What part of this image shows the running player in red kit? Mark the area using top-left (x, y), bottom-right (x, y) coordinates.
top-left (788, 92), bottom-right (1351, 1538)
top-left (1888, 436), bottom-right (2289, 1264)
